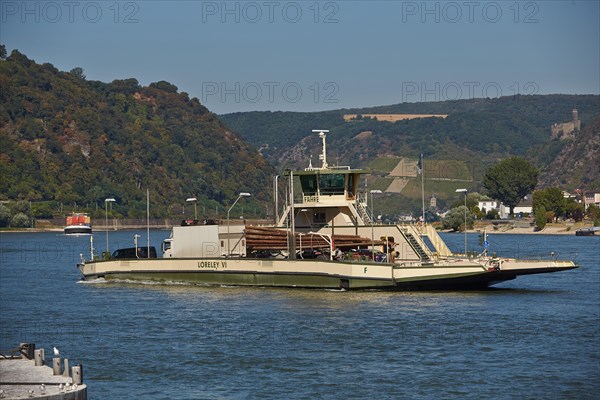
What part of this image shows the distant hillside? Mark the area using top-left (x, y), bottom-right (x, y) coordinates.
top-left (220, 95), bottom-right (599, 214)
top-left (539, 117), bottom-right (600, 190)
top-left (220, 95), bottom-right (599, 170)
top-left (2, 47), bottom-right (596, 221)
top-left (0, 49), bottom-right (272, 217)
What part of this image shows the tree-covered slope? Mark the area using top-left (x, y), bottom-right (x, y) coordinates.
top-left (220, 95), bottom-right (599, 176)
top-left (0, 49), bottom-right (272, 217)
top-left (539, 117), bottom-right (600, 190)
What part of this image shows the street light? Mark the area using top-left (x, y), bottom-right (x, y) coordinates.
top-left (455, 188), bottom-right (468, 255)
top-left (186, 197), bottom-right (197, 220)
top-left (227, 192), bottom-right (251, 256)
top-left (274, 175), bottom-right (280, 224)
top-left (104, 198), bottom-right (116, 257)
top-left (370, 190), bottom-right (382, 261)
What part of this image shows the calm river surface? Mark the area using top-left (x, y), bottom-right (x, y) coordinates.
top-left (1, 230), bottom-right (598, 399)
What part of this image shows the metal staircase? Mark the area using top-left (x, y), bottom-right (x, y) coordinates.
top-left (403, 231), bottom-right (431, 261)
top-left (398, 225), bottom-right (434, 262)
top-left (356, 201), bottom-right (373, 225)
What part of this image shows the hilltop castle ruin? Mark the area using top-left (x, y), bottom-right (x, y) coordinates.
top-left (551, 109), bottom-right (581, 139)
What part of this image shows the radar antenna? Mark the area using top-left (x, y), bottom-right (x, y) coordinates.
top-left (312, 129), bottom-right (329, 169)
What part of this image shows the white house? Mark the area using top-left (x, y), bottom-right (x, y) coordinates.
top-left (478, 200), bottom-right (508, 218)
top-left (478, 195), bottom-right (533, 219)
top-left (512, 195), bottom-right (533, 216)
top-left (478, 200), bottom-right (500, 213)
top-left (584, 192), bottom-right (600, 208)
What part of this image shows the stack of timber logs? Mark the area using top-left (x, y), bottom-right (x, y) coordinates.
top-left (245, 226), bottom-right (384, 251)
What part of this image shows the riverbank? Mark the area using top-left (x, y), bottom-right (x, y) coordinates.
top-left (462, 221), bottom-right (597, 235)
top-left (0, 226), bottom-right (169, 233)
top-left (2, 219), bottom-right (596, 235)
top-left (1, 218), bottom-right (272, 233)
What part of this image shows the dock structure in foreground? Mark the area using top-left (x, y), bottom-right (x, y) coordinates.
top-left (0, 343), bottom-right (87, 400)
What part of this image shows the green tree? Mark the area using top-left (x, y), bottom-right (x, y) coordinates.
top-left (571, 204), bottom-right (585, 222)
top-left (472, 206), bottom-right (485, 220)
top-left (149, 80), bottom-right (178, 93)
top-left (485, 208), bottom-right (499, 220)
top-left (545, 188), bottom-right (565, 221)
top-left (0, 204), bottom-right (11, 227)
top-left (565, 199), bottom-right (584, 222)
top-left (534, 205), bottom-right (547, 230)
top-left (70, 67), bottom-right (86, 79)
top-left (483, 157), bottom-right (539, 215)
top-left (533, 188), bottom-right (565, 222)
top-left (11, 212), bottom-right (30, 228)
top-left (451, 192), bottom-right (483, 209)
top-left (442, 206), bottom-right (475, 231)
top-left (32, 203), bottom-right (55, 219)
top-left (424, 206), bottom-right (440, 223)
top-left (0, 44), bottom-right (6, 59)
top-left (14, 200), bottom-right (30, 214)
top-left (587, 204), bottom-right (600, 226)
top-left (586, 204), bottom-right (598, 220)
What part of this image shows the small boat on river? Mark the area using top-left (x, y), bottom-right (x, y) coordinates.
top-left (64, 213), bottom-right (92, 235)
top-left (76, 130), bottom-right (578, 289)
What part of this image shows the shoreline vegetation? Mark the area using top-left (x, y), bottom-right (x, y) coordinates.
top-left (1, 221), bottom-right (596, 236)
top-left (443, 220), bottom-right (598, 235)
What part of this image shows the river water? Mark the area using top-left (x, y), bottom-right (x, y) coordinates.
top-left (1, 231), bottom-right (598, 399)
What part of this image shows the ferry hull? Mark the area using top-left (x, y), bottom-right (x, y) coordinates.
top-left (64, 225), bottom-right (92, 235)
top-left (78, 258), bottom-right (394, 289)
top-left (77, 258), bottom-right (578, 290)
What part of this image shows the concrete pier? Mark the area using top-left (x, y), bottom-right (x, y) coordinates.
top-left (0, 345), bottom-right (87, 400)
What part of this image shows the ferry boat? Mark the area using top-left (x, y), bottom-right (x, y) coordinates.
top-left (76, 130), bottom-right (578, 289)
top-left (64, 213), bottom-right (92, 235)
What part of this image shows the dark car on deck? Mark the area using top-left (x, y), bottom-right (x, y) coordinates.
top-left (296, 249), bottom-right (329, 259)
top-left (111, 247), bottom-right (157, 259)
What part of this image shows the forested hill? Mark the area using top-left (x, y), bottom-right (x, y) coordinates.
top-left (219, 95), bottom-right (600, 187)
top-left (0, 49), bottom-right (272, 217)
top-left (540, 116), bottom-right (600, 190)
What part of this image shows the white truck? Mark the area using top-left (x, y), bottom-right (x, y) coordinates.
top-left (162, 221), bottom-right (246, 258)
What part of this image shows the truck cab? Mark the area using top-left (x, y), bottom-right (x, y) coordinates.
top-left (162, 238), bottom-right (173, 258)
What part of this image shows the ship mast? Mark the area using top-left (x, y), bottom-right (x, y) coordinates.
top-left (312, 129), bottom-right (329, 169)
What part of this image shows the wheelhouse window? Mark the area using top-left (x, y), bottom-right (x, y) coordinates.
top-left (319, 174), bottom-right (345, 195)
top-left (346, 174), bottom-right (355, 199)
top-left (300, 175), bottom-right (318, 196)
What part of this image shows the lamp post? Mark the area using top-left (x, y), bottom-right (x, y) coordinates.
top-left (370, 190), bottom-right (382, 261)
top-left (455, 188), bottom-right (468, 255)
top-left (227, 192), bottom-right (251, 256)
top-left (104, 198), bottom-right (116, 256)
top-left (274, 175), bottom-right (280, 224)
top-left (186, 197), bottom-right (197, 220)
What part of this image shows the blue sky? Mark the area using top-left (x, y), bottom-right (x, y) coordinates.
top-left (2, 1), bottom-right (599, 113)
